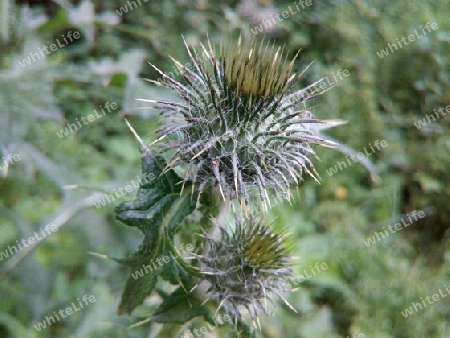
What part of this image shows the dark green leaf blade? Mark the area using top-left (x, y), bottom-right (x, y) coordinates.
top-left (118, 262), bottom-right (160, 315)
top-left (152, 287), bottom-right (208, 323)
top-left (114, 144), bottom-right (197, 315)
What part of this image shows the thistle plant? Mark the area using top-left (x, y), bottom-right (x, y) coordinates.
top-left (114, 36), bottom-right (348, 335)
top-left (142, 37), bottom-right (340, 206)
top-left (197, 214), bottom-right (295, 322)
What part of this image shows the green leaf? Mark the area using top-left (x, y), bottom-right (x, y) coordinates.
top-left (160, 254), bottom-right (182, 285)
top-left (0, 313), bottom-right (37, 338)
top-left (155, 323), bottom-right (185, 338)
top-left (117, 261), bottom-right (161, 316)
top-left (114, 143), bottom-right (197, 315)
top-left (1, 55), bottom-right (62, 153)
top-left (152, 287), bottom-right (208, 323)
top-left (153, 287), bottom-right (256, 336)
top-left (36, 5), bottom-right (69, 33)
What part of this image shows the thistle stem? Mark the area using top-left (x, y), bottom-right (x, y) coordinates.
top-left (166, 234), bottom-right (203, 278)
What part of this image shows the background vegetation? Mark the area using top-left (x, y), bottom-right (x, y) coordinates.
top-left (0, 0), bottom-right (449, 337)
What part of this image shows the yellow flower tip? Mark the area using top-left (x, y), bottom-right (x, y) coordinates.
top-left (221, 38), bottom-right (296, 100)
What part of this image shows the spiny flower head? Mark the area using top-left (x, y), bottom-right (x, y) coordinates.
top-left (143, 37), bottom-right (341, 205)
top-left (196, 214), bottom-right (295, 321)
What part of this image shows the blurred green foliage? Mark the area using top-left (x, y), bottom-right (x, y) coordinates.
top-left (0, 0), bottom-right (448, 337)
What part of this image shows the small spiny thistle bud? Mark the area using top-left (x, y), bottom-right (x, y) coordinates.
top-left (142, 37), bottom-right (342, 205)
top-left (196, 214), bottom-right (295, 322)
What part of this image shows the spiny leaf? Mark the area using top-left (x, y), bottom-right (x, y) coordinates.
top-left (118, 262), bottom-right (160, 316)
top-left (160, 254), bottom-right (182, 285)
top-left (114, 144), bottom-right (197, 315)
top-left (151, 287), bottom-right (209, 323)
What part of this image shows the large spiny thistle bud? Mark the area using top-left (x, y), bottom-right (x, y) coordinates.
top-left (142, 37), bottom-right (341, 205)
top-left (196, 214), bottom-right (295, 321)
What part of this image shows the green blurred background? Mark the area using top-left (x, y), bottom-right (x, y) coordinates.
top-left (0, 0), bottom-right (449, 337)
